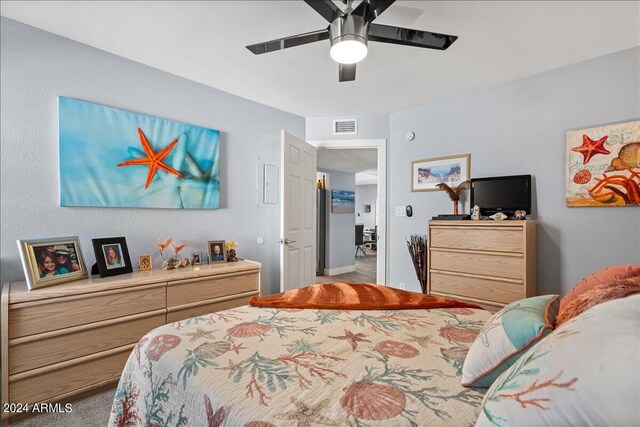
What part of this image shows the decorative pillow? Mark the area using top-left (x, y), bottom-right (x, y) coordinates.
top-left (461, 295), bottom-right (559, 388)
top-left (559, 264), bottom-right (640, 313)
top-left (475, 295), bottom-right (640, 427)
top-left (555, 278), bottom-right (640, 326)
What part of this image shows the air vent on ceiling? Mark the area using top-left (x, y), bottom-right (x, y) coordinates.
top-left (333, 119), bottom-right (357, 135)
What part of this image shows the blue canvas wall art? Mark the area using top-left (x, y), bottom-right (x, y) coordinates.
top-left (59, 97), bottom-right (220, 209)
top-left (331, 190), bottom-right (355, 213)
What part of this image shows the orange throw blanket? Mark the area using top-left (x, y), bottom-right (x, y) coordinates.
top-left (249, 283), bottom-right (482, 310)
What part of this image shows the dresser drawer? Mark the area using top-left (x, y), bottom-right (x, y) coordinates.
top-left (167, 271), bottom-right (259, 307)
top-left (9, 346), bottom-right (131, 404)
top-left (168, 294), bottom-right (255, 323)
top-left (9, 284), bottom-right (166, 339)
top-left (9, 311), bottom-right (165, 375)
top-left (430, 272), bottom-right (524, 305)
top-left (430, 250), bottom-right (524, 280)
top-left (431, 227), bottom-right (523, 253)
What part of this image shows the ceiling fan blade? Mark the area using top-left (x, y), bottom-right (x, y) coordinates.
top-left (304, 0), bottom-right (343, 23)
top-left (246, 28), bottom-right (330, 55)
top-left (353, 0), bottom-right (396, 23)
top-left (369, 23), bottom-right (458, 50)
top-left (339, 63), bottom-right (356, 82)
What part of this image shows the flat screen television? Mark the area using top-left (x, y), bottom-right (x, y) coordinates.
top-left (470, 175), bottom-right (532, 215)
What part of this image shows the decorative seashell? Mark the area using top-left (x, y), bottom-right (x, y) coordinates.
top-left (375, 340), bottom-right (420, 359)
top-left (340, 381), bottom-right (406, 420)
top-left (442, 308), bottom-right (475, 316)
top-left (180, 257), bottom-right (190, 267)
top-left (147, 334), bottom-right (181, 361)
top-left (227, 322), bottom-right (271, 338)
top-left (489, 212), bottom-right (508, 221)
top-left (439, 326), bottom-right (479, 343)
top-left (440, 346), bottom-right (469, 361)
top-left (194, 341), bottom-right (231, 357)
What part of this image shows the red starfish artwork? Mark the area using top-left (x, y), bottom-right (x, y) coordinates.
top-left (571, 134), bottom-right (610, 165)
top-left (117, 128), bottom-right (185, 189)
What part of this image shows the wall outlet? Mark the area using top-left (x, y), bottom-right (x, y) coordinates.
top-left (395, 206), bottom-right (406, 217)
top-left (397, 282), bottom-right (406, 290)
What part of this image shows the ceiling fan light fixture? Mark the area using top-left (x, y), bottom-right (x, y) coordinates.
top-left (330, 36), bottom-right (368, 64)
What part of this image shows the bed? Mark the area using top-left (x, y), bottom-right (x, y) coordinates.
top-left (108, 304), bottom-right (492, 426)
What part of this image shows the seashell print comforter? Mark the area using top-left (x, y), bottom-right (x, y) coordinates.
top-left (109, 305), bottom-right (492, 427)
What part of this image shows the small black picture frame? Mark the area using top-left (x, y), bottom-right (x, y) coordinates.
top-left (91, 236), bottom-right (133, 278)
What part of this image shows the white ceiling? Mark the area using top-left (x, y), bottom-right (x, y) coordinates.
top-left (318, 148), bottom-right (378, 185)
top-left (1, 1), bottom-right (638, 117)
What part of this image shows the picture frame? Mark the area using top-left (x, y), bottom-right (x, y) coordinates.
top-left (91, 236), bottom-right (133, 278)
top-left (191, 251), bottom-right (202, 265)
top-left (139, 255), bottom-right (152, 271)
top-left (331, 190), bottom-right (355, 213)
top-left (17, 236), bottom-right (88, 290)
top-left (411, 154), bottom-right (471, 192)
top-left (207, 240), bottom-right (227, 264)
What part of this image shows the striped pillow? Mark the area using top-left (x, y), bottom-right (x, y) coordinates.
top-left (461, 294), bottom-right (559, 388)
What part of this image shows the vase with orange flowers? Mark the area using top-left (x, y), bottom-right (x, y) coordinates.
top-left (156, 237), bottom-right (190, 270)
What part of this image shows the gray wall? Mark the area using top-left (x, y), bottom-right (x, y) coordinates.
top-left (318, 168), bottom-right (356, 272)
top-left (306, 114), bottom-right (389, 141)
top-left (356, 184), bottom-right (377, 228)
top-left (0, 18), bottom-right (305, 295)
top-left (388, 47), bottom-right (640, 295)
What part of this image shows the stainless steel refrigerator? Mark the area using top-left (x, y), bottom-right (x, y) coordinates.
top-left (316, 189), bottom-right (327, 275)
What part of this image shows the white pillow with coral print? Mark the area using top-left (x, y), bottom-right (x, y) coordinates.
top-left (475, 294), bottom-right (640, 427)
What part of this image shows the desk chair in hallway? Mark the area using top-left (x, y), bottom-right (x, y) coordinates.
top-left (364, 226), bottom-right (377, 252)
top-left (355, 224), bottom-right (366, 257)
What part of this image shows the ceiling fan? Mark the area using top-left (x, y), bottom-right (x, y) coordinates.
top-left (246, 0), bottom-right (458, 82)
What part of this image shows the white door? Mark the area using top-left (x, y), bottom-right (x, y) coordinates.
top-left (280, 131), bottom-right (317, 292)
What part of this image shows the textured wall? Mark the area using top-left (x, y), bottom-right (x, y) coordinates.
top-left (388, 47), bottom-right (640, 294)
top-left (356, 184), bottom-right (377, 228)
top-left (0, 18), bottom-right (305, 294)
top-left (318, 168), bottom-right (356, 271)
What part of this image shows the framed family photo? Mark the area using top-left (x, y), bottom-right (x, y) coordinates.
top-left (191, 251), bottom-right (202, 265)
top-left (411, 154), bottom-right (471, 192)
top-left (17, 236), bottom-right (88, 290)
top-left (208, 240), bottom-right (226, 264)
top-left (92, 236), bottom-right (133, 278)
top-left (139, 255), bottom-right (152, 271)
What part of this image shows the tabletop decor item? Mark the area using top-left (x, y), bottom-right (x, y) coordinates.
top-left (17, 236), bottom-right (88, 290)
top-left (92, 236), bottom-right (133, 278)
top-left (139, 255), bottom-right (152, 271)
top-left (208, 240), bottom-right (227, 264)
top-left (471, 205), bottom-right (481, 220)
top-left (226, 240), bottom-right (239, 262)
top-left (489, 212), bottom-right (508, 221)
top-left (411, 154), bottom-right (470, 192)
top-left (514, 210), bottom-right (527, 220)
top-left (435, 180), bottom-right (471, 215)
top-left (191, 251), bottom-right (202, 265)
top-left (406, 234), bottom-right (429, 294)
top-left (156, 237), bottom-right (190, 270)
top-left (566, 120), bottom-right (639, 207)
top-left (59, 96), bottom-right (221, 209)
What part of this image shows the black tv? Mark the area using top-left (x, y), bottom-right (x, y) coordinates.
top-left (470, 175), bottom-right (532, 216)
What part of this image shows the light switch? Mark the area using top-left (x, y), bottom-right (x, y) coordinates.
top-left (395, 206), bottom-right (406, 217)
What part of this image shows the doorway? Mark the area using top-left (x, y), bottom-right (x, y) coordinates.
top-left (308, 139), bottom-right (387, 285)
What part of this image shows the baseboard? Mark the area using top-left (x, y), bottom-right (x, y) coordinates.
top-left (324, 265), bottom-right (356, 276)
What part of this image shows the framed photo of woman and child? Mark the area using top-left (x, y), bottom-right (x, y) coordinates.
top-left (17, 236), bottom-right (88, 290)
top-left (91, 236), bottom-right (133, 278)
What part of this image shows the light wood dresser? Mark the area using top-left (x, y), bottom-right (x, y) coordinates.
top-left (1, 260), bottom-right (261, 422)
top-left (428, 220), bottom-right (536, 311)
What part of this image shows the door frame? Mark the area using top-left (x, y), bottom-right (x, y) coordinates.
top-left (307, 138), bottom-right (387, 285)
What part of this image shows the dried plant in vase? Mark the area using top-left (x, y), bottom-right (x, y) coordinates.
top-left (435, 180), bottom-right (471, 215)
top-left (406, 234), bottom-right (428, 294)
top-left (156, 237), bottom-right (190, 270)
top-left (226, 240), bottom-right (239, 262)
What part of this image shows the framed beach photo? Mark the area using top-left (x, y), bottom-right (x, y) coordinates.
top-left (208, 240), bottom-right (227, 264)
top-left (139, 255), bottom-right (152, 271)
top-left (191, 251), bottom-right (202, 265)
top-left (411, 154), bottom-right (471, 192)
top-left (17, 236), bottom-right (88, 290)
top-left (92, 237), bottom-right (133, 278)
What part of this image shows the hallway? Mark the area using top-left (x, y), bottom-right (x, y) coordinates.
top-left (315, 252), bottom-right (377, 284)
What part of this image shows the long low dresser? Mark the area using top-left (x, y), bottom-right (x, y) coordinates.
top-left (1, 260), bottom-right (261, 422)
top-left (428, 220), bottom-right (536, 311)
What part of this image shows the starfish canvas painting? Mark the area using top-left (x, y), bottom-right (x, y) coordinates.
top-left (59, 97), bottom-right (220, 209)
top-left (566, 120), bottom-right (640, 207)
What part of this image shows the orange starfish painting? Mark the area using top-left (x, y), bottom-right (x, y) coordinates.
top-left (118, 128), bottom-right (185, 189)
